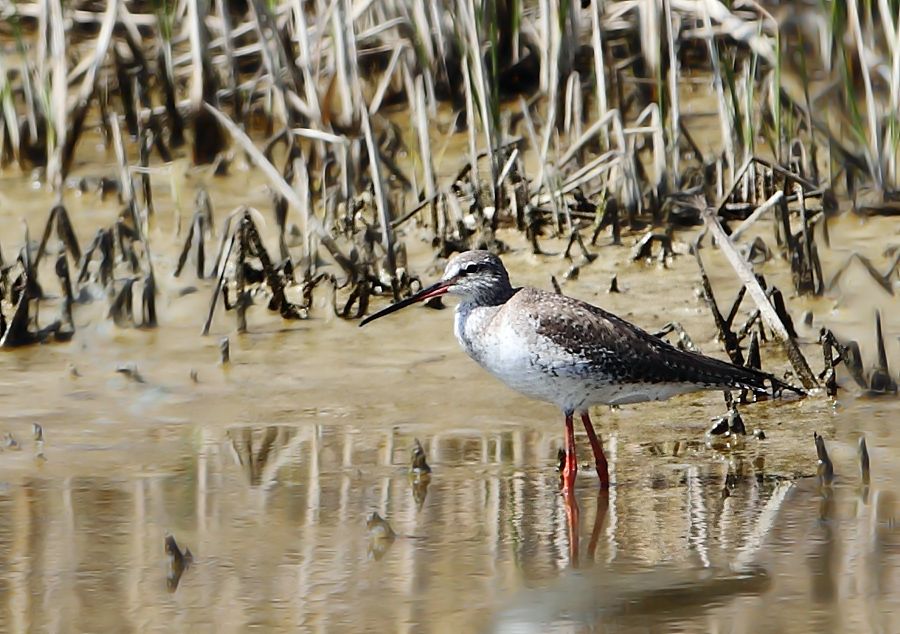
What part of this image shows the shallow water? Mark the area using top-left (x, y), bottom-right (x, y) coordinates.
top-left (1, 136), bottom-right (900, 633)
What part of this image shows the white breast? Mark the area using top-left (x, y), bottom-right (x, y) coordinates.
top-left (454, 302), bottom-right (583, 409)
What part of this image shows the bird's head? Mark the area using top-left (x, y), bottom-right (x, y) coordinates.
top-left (437, 250), bottom-right (511, 303)
top-left (359, 250), bottom-right (513, 327)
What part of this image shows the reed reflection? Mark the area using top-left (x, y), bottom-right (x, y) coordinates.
top-left (0, 423), bottom-right (898, 633)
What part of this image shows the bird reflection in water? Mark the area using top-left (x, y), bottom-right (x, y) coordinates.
top-left (492, 556), bottom-right (769, 632)
top-left (523, 480), bottom-right (769, 631)
top-left (562, 489), bottom-right (609, 569)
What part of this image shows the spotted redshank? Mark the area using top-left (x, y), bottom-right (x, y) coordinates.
top-left (360, 250), bottom-right (798, 490)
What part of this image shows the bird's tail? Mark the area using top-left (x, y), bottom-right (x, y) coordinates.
top-left (672, 347), bottom-right (805, 398)
top-left (717, 359), bottom-right (805, 398)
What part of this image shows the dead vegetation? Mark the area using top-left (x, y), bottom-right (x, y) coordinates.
top-left (0, 0), bottom-right (897, 394)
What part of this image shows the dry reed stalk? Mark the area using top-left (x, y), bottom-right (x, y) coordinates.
top-left (368, 45), bottom-right (404, 115)
top-left (462, 59), bottom-right (481, 198)
top-left (887, 1), bottom-right (900, 185)
top-left (628, 103), bottom-right (666, 195)
top-left (461, 0), bottom-right (497, 202)
top-left (109, 111), bottom-right (137, 228)
top-left (700, 1), bottom-right (734, 187)
top-left (215, 0), bottom-right (244, 124)
top-left (62, 0), bottom-right (117, 175)
top-left (664, 0), bottom-right (680, 183)
top-left (536, 0), bottom-right (561, 196)
top-left (728, 191), bottom-right (784, 242)
top-left (700, 204), bottom-right (818, 389)
top-left (45, 0), bottom-right (65, 189)
top-left (360, 103), bottom-right (397, 285)
top-left (331, 0), bottom-right (356, 129)
top-left (846, 0), bottom-right (882, 187)
top-left (248, 10), bottom-right (289, 128)
top-left (289, 0), bottom-right (323, 124)
top-left (0, 56), bottom-right (21, 163)
top-left (187, 0), bottom-right (206, 113)
top-left (291, 154), bottom-right (313, 266)
top-left (1, 0), bottom-right (898, 351)
top-left (410, 0), bottom-right (434, 66)
top-left (203, 103), bottom-right (353, 274)
top-left (414, 75), bottom-right (437, 230)
top-left (564, 74), bottom-right (578, 142)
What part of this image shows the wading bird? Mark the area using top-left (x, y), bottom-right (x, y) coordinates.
top-left (360, 250), bottom-right (797, 490)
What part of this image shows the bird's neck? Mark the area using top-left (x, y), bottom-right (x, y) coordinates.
top-left (454, 301), bottom-right (496, 362)
top-left (466, 284), bottom-right (518, 308)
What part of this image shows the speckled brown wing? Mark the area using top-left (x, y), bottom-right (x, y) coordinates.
top-left (520, 287), bottom-right (781, 393)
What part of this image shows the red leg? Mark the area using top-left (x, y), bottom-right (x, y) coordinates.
top-left (562, 412), bottom-right (578, 491)
top-left (581, 411), bottom-right (610, 489)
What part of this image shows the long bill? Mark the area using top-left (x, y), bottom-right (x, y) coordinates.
top-left (358, 280), bottom-right (452, 327)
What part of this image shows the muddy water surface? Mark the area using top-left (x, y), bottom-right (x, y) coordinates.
top-left (1, 152), bottom-right (899, 633)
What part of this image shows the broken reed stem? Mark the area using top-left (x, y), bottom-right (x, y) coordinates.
top-left (729, 191), bottom-right (784, 242)
top-left (700, 205), bottom-right (818, 389)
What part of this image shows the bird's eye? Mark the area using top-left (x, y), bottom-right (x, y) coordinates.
top-left (464, 263), bottom-right (479, 274)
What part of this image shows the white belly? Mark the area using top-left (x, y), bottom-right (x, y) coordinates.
top-left (454, 303), bottom-right (596, 411)
top-left (454, 303), bottom-right (706, 412)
